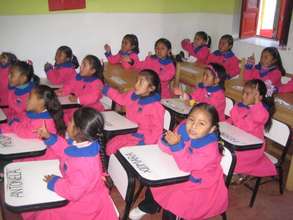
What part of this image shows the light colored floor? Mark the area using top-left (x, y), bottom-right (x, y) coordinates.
top-left (237, 36), bottom-right (279, 48)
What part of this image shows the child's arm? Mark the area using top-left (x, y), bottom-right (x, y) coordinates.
top-left (46, 68), bottom-right (63, 85)
top-left (159, 63), bottom-right (176, 82)
top-left (225, 56), bottom-right (240, 78)
top-left (77, 81), bottom-right (103, 105)
top-left (267, 69), bottom-right (282, 87)
top-left (102, 85), bottom-right (130, 106)
top-left (278, 78), bottom-right (293, 93)
top-left (196, 47), bottom-right (210, 64)
top-left (121, 53), bottom-right (139, 69)
top-left (181, 39), bottom-right (193, 55)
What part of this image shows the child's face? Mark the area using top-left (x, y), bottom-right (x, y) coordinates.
top-left (218, 38), bottom-right (232, 53)
top-left (55, 50), bottom-right (68, 65)
top-left (0, 54), bottom-right (8, 65)
top-left (186, 108), bottom-right (216, 139)
top-left (155, 42), bottom-right (170, 59)
top-left (242, 86), bottom-right (257, 105)
top-left (134, 75), bottom-right (155, 97)
top-left (260, 51), bottom-right (275, 67)
top-left (80, 59), bottom-right (95, 77)
top-left (67, 118), bottom-right (79, 140)
top-left (26, 90), bottom-right (45, 112)
top-left (9, 67), bottom-right (26, 87)
top-left (193, 35), bottom-right (205, 47)
top-left (202, 69), bottom-right (218, 87)
top-left (121, 38), bottom-right (133, 52)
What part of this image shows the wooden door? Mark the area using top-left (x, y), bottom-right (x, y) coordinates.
top-left (240, 0), bottom-right (260, 38)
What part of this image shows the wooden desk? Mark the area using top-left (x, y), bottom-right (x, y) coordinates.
top-left (225, 79), bottom-right (293, 191)
top-left (176, 62), bottom-right (204, 86)
top-left (4, 160), bottom-right (67, 212)
top-left (103, 63), bottom-right (138, 93)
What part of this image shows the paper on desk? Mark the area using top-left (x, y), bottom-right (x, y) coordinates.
top-left (180, 66), bottom-right (200, 75)
top-left (275, 97), bottom-right (293, 110)
top-left (110, 76), bottom-right (126, 85)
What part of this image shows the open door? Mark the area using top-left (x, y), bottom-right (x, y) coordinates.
top-left (276, 0), bottom-right (293, 46)
top-left (240, 0), bottom-right (260, 38)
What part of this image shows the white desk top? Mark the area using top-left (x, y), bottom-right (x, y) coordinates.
top-left (0, 108), bottom-right (7, 122)
top-left (58, 96), bottom-right (79, 106)
top-left (118, 145), bottom-right (189, 183)
top-left (0, 133), bottom-right (46, 157)
top-left (4, 160), bottom-right (66, 209)
top-left (40, 78), bottom-right (62, 89)
top-left (219, 122), bottom-right (263, 148)
top-left (101, 111), bottom-right (138, 132)
top-left (161, 98), bottom-right (191, 115)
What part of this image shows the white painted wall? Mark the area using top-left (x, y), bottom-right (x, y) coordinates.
top-left (0, 12), bottom-right (292, 76)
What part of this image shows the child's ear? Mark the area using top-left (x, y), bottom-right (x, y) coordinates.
top-left (214, 77), bottom-right (220, 85)
top-left (149, 85), bottom-right (156, 92)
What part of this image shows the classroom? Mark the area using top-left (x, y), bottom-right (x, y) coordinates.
top-left (0, 0), bottom-right (293, 219)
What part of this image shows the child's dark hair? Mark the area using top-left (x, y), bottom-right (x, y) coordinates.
top-left (140, 69), bottom-right (161, 96)
top-left (12, 60), bottom-right (40, 84)
top-left (189, 103), bottom-right (223, 154)
top-left (262, 47), bottom-right (286, 76)
top-left (195, 31), bottom-right (212, 48)
top-left (220, 34), bottom-right (234, 47)
top-left (34, 85), bottom-right (66, 137)
top-left (73, 107), bottom-right (112, 188)
top-left (57, 46), bottom-right (79, 69)
top-left (123, 34), bottom-right (139, 54)
top-left (206, 62), bottom-right (228, 88)
top-left (154, 38), bottom-right (176, 66)
top-left (245, 79), bottom-right (275, 131)
top-left (84, 55), bottom-right (104, 82)
top-left (1, 52), bottom-right (17, 65)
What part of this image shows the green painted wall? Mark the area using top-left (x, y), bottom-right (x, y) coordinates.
top-left (0, 0), bottom-right (238, 15)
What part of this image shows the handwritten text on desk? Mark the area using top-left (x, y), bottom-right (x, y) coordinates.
top-left (0, 135), bottom-right (12, 148)
top-left (125, 152), bottom-right (151, 174)
top-left (6, 168), bottom-right (24, 198)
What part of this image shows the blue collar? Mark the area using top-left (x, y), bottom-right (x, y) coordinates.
top-left (255, 63), bottom-right (277, 77)
top-left (213, 50), bottom-right (235, 59)
top-left (130, 92), bottom-right (161, 105)
top-left (55, 61), bottom-right (74, 69)
top-left (150, 55), bottom-right (173, 65)
top-left (64, 141), bottom-right (100, 157)
top-left (13, 81), bottom-right (34, 96)
top-left (119, 50), bottom-right (136, 56)
top-left (0, 63), bottom-right (9, 68)
top-left (238, 102), bottom-right (249, 109)
top-left (198, 82), bottom-right (222, 93)
top-left (26, 111), bottom-right (51, 119)
top-left (194, 44), bottom-right (207, 53)
top-left (75, 73), bottom-right (98, 82)
top-left (178, 123), bottom-right (218, 148)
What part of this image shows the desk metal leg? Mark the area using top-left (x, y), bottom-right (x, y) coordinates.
top-left (286, 155), bottom-right (293, 191)
top-left (122, 174), bottom-right (136, 220)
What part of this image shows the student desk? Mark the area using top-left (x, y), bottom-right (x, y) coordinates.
top-left (219, 122), bottom-right (263, 151)
top-left (103, 63), bottom-right (139, 93)
top-left (40, 78), bottom-right (62, 89)
top-left (0, 133), bottom-right (46, 160)
top-left (58, 96), bottom-right (81, 109)
top-left (4, 160), bottom-right (68, 212)
top-left (176, 62), bottom-right (204, 86)
top-left (225, 79), bottom-right (293, 190)
top-left (0, 108), bottom-right (7, 123)
top-left (115, 144), bottom-right (190, 220)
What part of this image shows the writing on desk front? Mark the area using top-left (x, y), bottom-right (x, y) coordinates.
top-left (221, 132), bottom-right (242, 144)
top-left (6, 168), bottom-right (24, 198)
top-left (0, 135), bottom-right (12, 148)
top-left (125, 152), bottom-right (151, 174)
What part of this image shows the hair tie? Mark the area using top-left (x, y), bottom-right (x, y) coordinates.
top-left (264, 80), bottom-right (275, 97)
top-left (27, 59), bottom-right (33, 65)
top-left (207, 65), bottom-right (218, 78)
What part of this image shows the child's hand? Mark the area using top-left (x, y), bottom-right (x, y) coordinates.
top-left (121, 55), bottom-right (131, 63)
top-left (173, 87), bottom-right (183, 96)
top-left (68, 94), bottom-right (78, 102)
top-left (182, 39), bottom-right (190, 44)
top-left (35, 120), bottom-right (50, 139)
top-left (43, 175), bottom-right (53, 183)
top-left (104, 44), bottom-right (111, 52)
top-left (44, 62), bottom-right (53, 73)
top-left (164, 131), bottom-right (181, 145)
top-left (246, 53), bottom-right (255, 65)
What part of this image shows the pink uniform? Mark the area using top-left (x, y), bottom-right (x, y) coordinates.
top-left (0, 111), bottom-right (56, 139)
top-left (5, 81), bottom-right (35, 120)
top-left (190, 83), bottom-right (226, 121)
top-left (46, 62), bottom-right (77, 86)
top-left (22, 137), bottom-right (118, 220)
top-left (227, 102), bottom-right (277, 176)
top-left (103, 86), bottom-right (165, 155)
top-left (207, 50), bottom-right (240, 78)
top-left (151, 123), bottom-right (228, 220)
top-left (181, 40), bottom-right (210, 64)
top-left (0, 64), bottom-right (11, 106)
top-left (135, 55), bottom-right (176, 98)
top-left (278, 78), bottom-right (293, 93)
top-left (105, 50), bottom-right (139, 69)
top-left (243, 63), bottom-right (282, 87)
